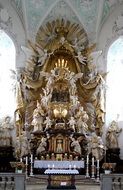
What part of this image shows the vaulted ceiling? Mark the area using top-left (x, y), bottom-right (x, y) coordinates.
top-left (10, 0), bottom-right (122, 44)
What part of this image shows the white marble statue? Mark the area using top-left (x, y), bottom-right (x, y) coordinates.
top-left (106, 120), bottom-right (122, 149)
top-left (88, 133), bottom-right (104, 160)
top-left (75, 51), bottom-right (87, 65)
top-left (36, 137), bottom-right (47, 155)
top-left (70, 137), bottom-right (81, 155)
top-left (68, 116), bottom-right (76, 131)
top-left (36, 48), bottom-right (53, 66)
top-left (31, 101), bottom-right (44, 132)
top-left (20, 131), bottom-right (30, 157)
top-left (44, 116), bottom-right (52, 131)
top-left (1, 116), bottom-right (14, 146)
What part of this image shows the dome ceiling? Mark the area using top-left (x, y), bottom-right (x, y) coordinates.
top-left (10, 0), bottom-right (123, 43)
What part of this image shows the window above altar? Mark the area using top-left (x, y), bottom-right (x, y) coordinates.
top-left (106, 37), bottom-right (123, 125)
top-left (0, 30), bottom-right (16, 119)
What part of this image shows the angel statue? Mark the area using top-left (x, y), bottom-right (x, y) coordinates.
top-left (39, 70), bottom-right (57, 94)
top-left (44, 116), bottom-right (52, 131)
top-left (66, 72), bottom-right (83, 95)
top-left (41, 88), bottom-right (52, 108)
top-left (36, 47), bottom-right (53, 66)
top-left (70, 37), bottom-right (84, 52)
top-left (70, 137), bottom-right (81, 155)
top-left (75, 51), bottom-right (87, 65)
top-left (59, 36), bottom-right (67, 45)
top-left (67, 116), bottom-right (76, 132)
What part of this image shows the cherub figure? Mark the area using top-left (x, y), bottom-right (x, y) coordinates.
top-left (75, 51), bottom-right (87, 65)
top-left (59, 36), bottom-right (67, 45)
top-left (44, 116), bottom-right (52, 131)
top-left (70, 38), bottom-right (84, 52)
top-left (68, 116), bottom-right (76, 132)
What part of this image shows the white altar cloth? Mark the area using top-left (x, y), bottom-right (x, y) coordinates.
top-left (34, 160), bottom-right (84, 169)
top-left (44, 169), bottom-right (79, 174)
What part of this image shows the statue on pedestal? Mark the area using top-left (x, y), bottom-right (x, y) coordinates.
top-left (1, 116), bottom-right (14, 146)
top-left (88, 132), bottom-right (104, 160)
top-left (31, 101), bottom-right (44, 132)
top-left (106, 120), bottom-right (122, 149)
top-left (70, 137), bottom-right (81, 155)
top-left (36, 137), bottom-right (47, 156)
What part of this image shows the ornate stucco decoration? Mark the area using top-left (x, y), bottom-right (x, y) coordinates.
top-left (0, 7), bottom-right (12, 31)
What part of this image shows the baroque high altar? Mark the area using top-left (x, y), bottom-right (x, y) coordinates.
top-left (15, 19), bottom-right (105, 162)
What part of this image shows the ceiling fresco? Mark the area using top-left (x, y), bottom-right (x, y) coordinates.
top-left (10, 0), bottom-right (123, 43)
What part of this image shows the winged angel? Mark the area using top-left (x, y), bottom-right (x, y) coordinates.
top-left (21, 41), bottom-right (53, 70)
top-left (66, 72), bottom-right (83, 95)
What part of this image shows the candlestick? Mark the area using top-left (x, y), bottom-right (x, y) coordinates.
top-left (97, 160), bottom-right (99, 168)
top-left (87, 155), bottom-right (89, 164)
top-left (91, 157), bottom-right (95, 179)
top-left (96, 160), bottom-right (100, 182)
top-left (31, 154), bottom-right (33, 163)
top-left (92, 157), bottom-right (94, 166)
top-left (26, 156), bottom-right (28, 165)
top-left (52, 164), bottom-right (54, 169)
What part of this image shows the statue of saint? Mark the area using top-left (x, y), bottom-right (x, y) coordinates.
top-left (106, 120), bottom-right (122, 149)
top-left (20, 131), bottom-right (30, 157)
top-left (36, 137), bottom-right (47, 155)
top-left (88, 133), bottom-right (104, 160)
top-left (70, 137), bottom-right (81, 155)
top-left (1, 116), bottom-right (14, 146)
top-left (68, 116), bottom-right (76, 132)
top-left (31, 101), bottom-right (44, 132)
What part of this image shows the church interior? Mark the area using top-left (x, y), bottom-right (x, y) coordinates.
top-left (0, 0), bottom-right (123, 190)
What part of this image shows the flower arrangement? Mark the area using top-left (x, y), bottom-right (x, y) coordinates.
top-left (10, 162), bottom-right (25, 170)
top-left (16, 162), bottom-right (25, 170)
top-left (102, 163), bottom-right (116, 171)
top-left (102, 163), bottom-right (113, 170)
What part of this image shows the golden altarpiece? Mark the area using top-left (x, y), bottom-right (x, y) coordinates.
top-left (15, 19), bottom-right (105, 162)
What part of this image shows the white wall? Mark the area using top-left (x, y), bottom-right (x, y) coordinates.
top-left (97, 3), bottom-right (123, 159)
top-left (0, 0), bottom-right (26, 68)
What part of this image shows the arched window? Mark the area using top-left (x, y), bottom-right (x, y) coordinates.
top-left (106, 37), bottom-right (123, 125)
top-left (0, 30), bottom-right (16, 118)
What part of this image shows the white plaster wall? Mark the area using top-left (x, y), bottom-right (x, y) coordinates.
top-left (0, 0), bottom-right (26, 68)
top-left (97, 3), bottom-right (123, 159)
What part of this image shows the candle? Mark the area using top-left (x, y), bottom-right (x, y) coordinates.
top-left (20, 158), bottom-right (22, 162)
top-left (74, 165), bottom-right (76, 169)
top-left (97, 160), bottom-right (99, 168)
top-left (86, 155), bottom-right (89, 163)
top-left (69, 164), bottom-right (71, 169)
top-left (26, 156), bottom-right (28, 165)
top-left (31, 154), bottom-right (33, 163)
top-left (92, 157), bottom-right (94, 166)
